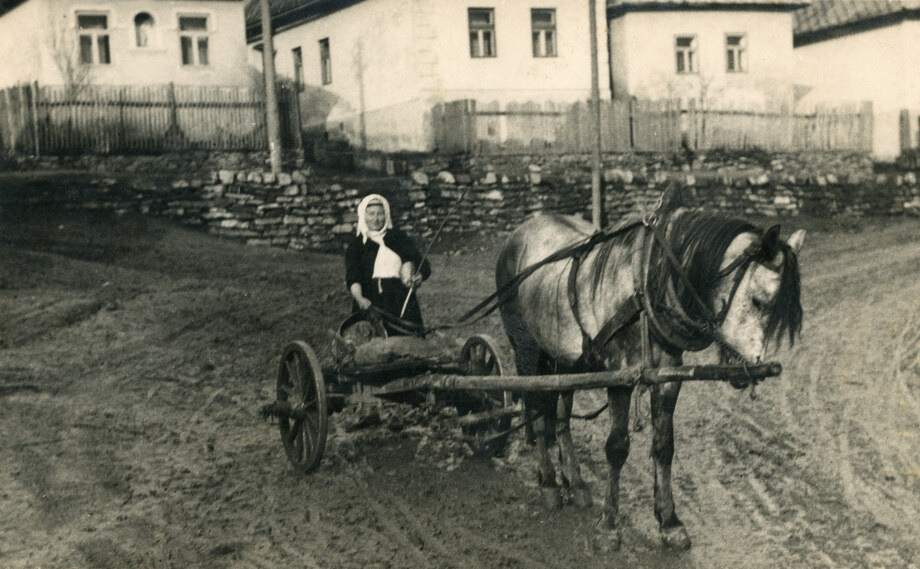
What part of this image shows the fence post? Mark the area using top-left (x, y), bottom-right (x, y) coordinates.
top-left (856, 101), bottom-right (872, 153)
top-left (2, 88), bottom-right (15, 151)
top-left (900, 109), bottom-right (911, 154)
top-left (29, 82), bottom-right (40, 157)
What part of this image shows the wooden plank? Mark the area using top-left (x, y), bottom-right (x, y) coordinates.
top-left (375, 363), bottom-right (782, 395)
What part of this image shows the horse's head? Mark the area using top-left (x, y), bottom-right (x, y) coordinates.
top-left (713, 226), bottom-right (805, 369)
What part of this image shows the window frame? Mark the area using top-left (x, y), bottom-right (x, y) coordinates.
top-left (319, 38), bottom-right (332, 85)
top-left (76, 12), bottom-right (111, 65)
top-left (468, 7), bottom-right (496, 58)
top-left (725, 33), bottom-right (747, 73)
top-left (178, 14), bottom-right (210, 66)
top-left (292, 46), bottom-right (304, 90)
top-left (674, 34), bottom-right (698, 75)
top-left (531, 8), bottom-right (557, 58)
top-left (133, 12), bottom-right (155, 48)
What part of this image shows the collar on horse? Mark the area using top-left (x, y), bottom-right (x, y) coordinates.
top-left (460, 200), bottom-right (777, 367)
top-left (569, 207), bottom-right (779, 367)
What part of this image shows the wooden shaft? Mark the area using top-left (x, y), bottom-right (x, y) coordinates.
top-left (375, 363), bottom-right (781, 395)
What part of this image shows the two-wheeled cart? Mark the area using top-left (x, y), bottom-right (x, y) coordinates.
top-left (260, 316), bottom-right (781, 474)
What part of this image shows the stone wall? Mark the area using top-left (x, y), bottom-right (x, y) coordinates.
top-left (3, 150), bottom-right (919, 253)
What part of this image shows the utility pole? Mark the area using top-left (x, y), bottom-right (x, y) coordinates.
top-left (588, 0), bottom-right (604, 227)
top-left (260, 0), bottom-right (282, 173)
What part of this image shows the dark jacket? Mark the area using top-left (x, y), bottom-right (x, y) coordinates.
top-left (344, 228), bottom-right (431, 290)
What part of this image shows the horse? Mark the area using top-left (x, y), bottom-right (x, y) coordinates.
top-left (495, 205), bottom-right (804, 550)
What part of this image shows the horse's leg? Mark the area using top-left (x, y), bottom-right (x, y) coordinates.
top-left (527, 392), bottom-right (562, 509)
top-left (556, 390), bottom-right (591, 507)
top-left (650, 361), bottom-right (691, 550)
top-left (630, 383), bottom-right (648, 432)
top-left (599, 386), bottom-right (632, 549)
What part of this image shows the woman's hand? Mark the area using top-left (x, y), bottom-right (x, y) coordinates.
top-left (400, 262), bottom-right (422, 289)
top-left (356, 296), bottom-right (372, 310)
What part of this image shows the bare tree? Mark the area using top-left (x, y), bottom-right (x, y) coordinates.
top-left (47, 1), bottom-right (92, 97)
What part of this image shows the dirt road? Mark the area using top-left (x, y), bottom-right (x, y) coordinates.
top-left (1, 200), bottom-right (919, 568)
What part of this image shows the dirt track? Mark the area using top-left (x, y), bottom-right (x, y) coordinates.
top-left (1, 196), bottom-right (919, 568)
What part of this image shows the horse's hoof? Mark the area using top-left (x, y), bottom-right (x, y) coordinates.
top-left (660, 525), bottom-right (691, 550)
top-left (571, 487), bottom-right (593, 508)
top-left (541, 487), bottom-right (563, 509)
top-left (594, 528), bottom-right (621, 553)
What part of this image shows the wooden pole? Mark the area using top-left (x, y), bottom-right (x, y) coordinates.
top-left (588, 0), bottom-right (604, 227)
top-left (260, 0), bottom-right (282, 173)
top-left (374, 363), bottom-right (782, 395)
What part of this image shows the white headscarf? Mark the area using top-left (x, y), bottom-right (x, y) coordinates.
top-left (356, 193), bottom-right (394, 244)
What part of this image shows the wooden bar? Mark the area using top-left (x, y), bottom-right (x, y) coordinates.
top-left (375, 363), bottom-right (782, 395)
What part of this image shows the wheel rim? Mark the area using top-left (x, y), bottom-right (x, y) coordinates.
top-left (459, 335), bottom-right (514, 454)
top-left (277, 342), bottom-right (327, 473)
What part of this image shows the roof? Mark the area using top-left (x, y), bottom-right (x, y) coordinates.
top-left (608, 0), bottom-right (808, 17)
top-left (245, 0), bottom-right (364, 42)
top-left (1, 0), bottom-right (243, 18)
top-left (794, 0), bottom-right (920, 45)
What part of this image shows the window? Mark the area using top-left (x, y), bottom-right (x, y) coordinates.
top-left (319, 38), bottom-right (331, 84)
top-left (179, 15), bottom-right (209, 66)
top-left (77, 13), bottom-right (110, 64)
top-left (531, 8), bottom-right (556, 57)
top-left (292, 47), bottom-right (303, 89)
top-left (134, 12), bottom-right (154, 48)
top-left (675, 35), bottom-right (697, 74)
top-left (726, 34), bottom-right (747, 73)
top-left (468, 8), bottom-right (495, 58)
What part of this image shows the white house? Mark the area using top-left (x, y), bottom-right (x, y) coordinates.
top-left (0, 0), bottom-right (252, 89)
top-left (608, 0), bottom-right (806, 110)
top-left (793, 0), bottom-right (920, 160)
top-left (246, 0), bottom-right (611, 152)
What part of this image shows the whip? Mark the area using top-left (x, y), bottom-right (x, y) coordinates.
top-left (400, 187), bottom-right (469, 318)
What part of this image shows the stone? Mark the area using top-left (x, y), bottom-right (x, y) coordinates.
top-left (291, 170), bottom-right (308, 184)
top-left (246, 238), bottom-right (273, 246)
top-left (283, 215), bottom-right (306, 225)
top-left (411, 171), bottom-right (429, 186)
top-left (482, 189), bottom-right (503, 201)
top-left (277, 173), bottom-right (293, 186)
top-left (455, 174), bottom-right (472, 185)
top-left (481, 172), bottom-right (498, 185)
top-left (826, 174), bottom-right (839, 185)
top-left (332, 223), bottom-right (353, 234)
top-left (529, 171), bottom-right (542, 185)
top-left (436, 171), bottom-right (456, 184)
top-left (246, 171), bottom-right (263, 183)
top-left (171, 179), bottom-right (190, 189)
top-left (283, 185), bottom-right (300, 197)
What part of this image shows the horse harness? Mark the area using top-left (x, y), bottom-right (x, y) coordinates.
top-left (566, 211), bottom-right (781, 370)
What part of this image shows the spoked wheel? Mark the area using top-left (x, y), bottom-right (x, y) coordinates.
top-left (458, 334), bottom-right (516, 456)
top-left (277, 341), bottom-right (328, 473)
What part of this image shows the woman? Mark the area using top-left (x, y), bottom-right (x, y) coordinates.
top-left (345, 194), bottom-right (431, 336)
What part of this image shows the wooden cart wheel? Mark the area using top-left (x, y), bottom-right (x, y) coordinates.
top-left (458, 334), bottom-right (515, 456)
top-left (277, 341), bottom-right (328, 473)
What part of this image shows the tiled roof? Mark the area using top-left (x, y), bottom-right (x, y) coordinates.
top-left (794, 0), bottom-right (920, 37)
top-left (608, 0), bottom-right (809, 17)
top-left (245, 0), bottom-right (364, 41)
top-left (1, 0), bottom-right (241, 17)
top-left (609, 0), bottom-right (805, 5)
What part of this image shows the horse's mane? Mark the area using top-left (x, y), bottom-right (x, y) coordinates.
top-left (648, 209), bottom-right (802, 349)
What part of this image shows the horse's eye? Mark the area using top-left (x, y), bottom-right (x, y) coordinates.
top-left (752, 297), bottom-right (769, 312)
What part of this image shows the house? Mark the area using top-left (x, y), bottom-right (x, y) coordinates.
top-left (793, 0), bottom-right (920, 159)
top-left (245, 0), bottom-right (611, 152)
top-left (608, 0), bottom-right (807, 110)
top-left (0, 0), bottom-right (252, 89)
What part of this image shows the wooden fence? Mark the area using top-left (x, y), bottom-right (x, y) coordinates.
top-left (0, 82), bottom-right (301, 156)
top-left (432, 98), bottom-right (873, 155)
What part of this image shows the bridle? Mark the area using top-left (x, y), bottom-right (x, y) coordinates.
top-left (642, 217), bottom-right (783, 355)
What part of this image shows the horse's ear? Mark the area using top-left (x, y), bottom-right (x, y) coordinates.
top-left (786, 229), bottom-right (806, 255)
top-left (657, 183), bottom-right (684, 215)
top-left (760, 225), bottom-right (781, 258)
